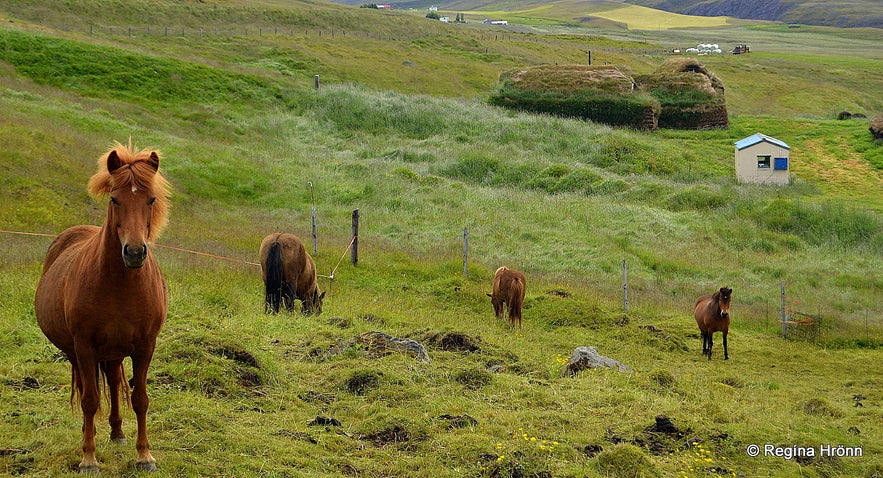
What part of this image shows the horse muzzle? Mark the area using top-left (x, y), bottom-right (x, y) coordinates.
top-left (122, 243), bottom-right (148, 268)
top-left (720, 310), bottom-right (730, 319)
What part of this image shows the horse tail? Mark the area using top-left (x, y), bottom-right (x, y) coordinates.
top-left (264, 241), bottom-right (284, 313)
top-left (509, 277), bottom-right (525, 326)
top-left (69, 365), bottom-right (79, 411)
top-left (69, 362), bottom-right (109, 413)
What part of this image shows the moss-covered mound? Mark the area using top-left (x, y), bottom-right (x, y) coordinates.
top-left (490, 60), bottom-right (728, 130)
top-left (489, 65), bottom-right (660, 130)
top-left (641, 58), bottom-right (729, 129)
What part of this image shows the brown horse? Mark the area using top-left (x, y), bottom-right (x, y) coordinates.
top-left (486, 266), bottom-right (526, 329)
top-left (34, 142), bottom-right (170, 474)
top-left (694, 287), bottom-right (733, 360)
top-left (259, 233), bottom-right (325, 315)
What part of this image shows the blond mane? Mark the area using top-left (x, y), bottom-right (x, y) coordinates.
top-left (87, 141), bottom-right (171, 240)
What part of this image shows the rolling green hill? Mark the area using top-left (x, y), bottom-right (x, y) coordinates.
top-left (0, 1), bottom-right (881, 477)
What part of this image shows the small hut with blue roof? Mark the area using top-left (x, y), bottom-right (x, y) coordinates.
top-left (734, 133), bottom-right (791, 185)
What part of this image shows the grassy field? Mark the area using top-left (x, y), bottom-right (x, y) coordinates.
top-left (1, 0), bottom-right (882, 476)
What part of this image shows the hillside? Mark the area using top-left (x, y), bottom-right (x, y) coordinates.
top-left (334, 0), bottom-right (883, 29)
top-left (624, 0), bottom-right (883, 29)
top-left (1, 1), bottom-right (882, 477)
top-left (372, 0), bottom-right (883, 29)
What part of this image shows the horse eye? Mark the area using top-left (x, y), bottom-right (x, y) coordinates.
top-left (110, 197), bottom-right (119, 206)
top-left (148, 197), bottom-right (156, 206)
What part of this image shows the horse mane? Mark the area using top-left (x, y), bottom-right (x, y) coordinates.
top-left (495, 266), bottom-right (508, 275)
top-left (87, 141), bottom-right (171, 240)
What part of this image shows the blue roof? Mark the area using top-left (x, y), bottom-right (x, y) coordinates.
top-left (735, 133), bottom-right (790, 151)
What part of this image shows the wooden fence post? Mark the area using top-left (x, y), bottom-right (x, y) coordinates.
top-left (314, 75), bottom-right (320, 90)
top-left (351, 209), bottom-right (359, 266)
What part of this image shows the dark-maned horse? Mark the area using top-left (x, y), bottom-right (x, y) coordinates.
top-left (486, 266), bottom-right (526, 329)
top-left (260, 233), bottom-right (325, 315)
top-left (694, 287), bottom-right (733, 360)
top-left (34, 142), bottom-right (170, 474)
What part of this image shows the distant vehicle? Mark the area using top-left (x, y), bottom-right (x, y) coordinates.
top-left (733, 44), bottom-right (750, 54)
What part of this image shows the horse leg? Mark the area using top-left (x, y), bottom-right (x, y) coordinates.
top-left (707, 333), bottom-right (714, 360)
top-left (101, 360), bottom-right (127, 444)
top-left (75, 354), bottom-right (101, 474)
top-left (700, 331), bottom-right (708, 357)
top-left (723, 331), bottom-right (729, 360)
top-left (130, 354), bottom-right (157, 472)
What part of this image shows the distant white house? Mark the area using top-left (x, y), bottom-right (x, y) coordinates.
top-left (483, 19), bottom-right (508, 25)
top-left (734, 133), bottom-right (791, 185)
top-left (377, 3), bottom-right (392, 9)
top-left (439, 16), bottom-right (450, 22)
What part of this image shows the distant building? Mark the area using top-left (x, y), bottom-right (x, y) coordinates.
top-left (377, 4), bottom-right (392, 9)
top-left (734, 133), bottom-right (791, 185)
top-left (483, 19), bottom-right (508, 25)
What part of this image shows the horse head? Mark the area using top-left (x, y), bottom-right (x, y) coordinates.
top-left (303, 289), bottom-right (326, 315)
top-left (487, 293), bottom-right (503, 318)
top-left (89, 144), bottom-right (170, 270)
top-left (717, 287), bottom-right (732, 319)
top-left (109, 152), bottom-right (160, 268)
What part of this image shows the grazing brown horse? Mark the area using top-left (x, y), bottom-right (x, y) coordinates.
top-left (34, 142), bottom-right (170, 474)
top-left (486, 266), bottom-right (526, 329)
top-left (694, 287), bottom-right (733, 360)
top-left (260, 233), bottom-right (325, 315)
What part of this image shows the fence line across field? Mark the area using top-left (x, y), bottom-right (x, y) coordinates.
top-left (2, 228), bottom-right (876, 340)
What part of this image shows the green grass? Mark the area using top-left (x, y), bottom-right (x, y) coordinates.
top-left (0, 1), bottom-right (882, 476)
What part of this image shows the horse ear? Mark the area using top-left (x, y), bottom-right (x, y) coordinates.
top-left (107, 150), bottom-right (123, 173)
top-left (319, 291), bottom-right (326, 300)
top-left (147, 151), bottom-right (160, 172)
top-left (486, 293), bottom-right (493, 297)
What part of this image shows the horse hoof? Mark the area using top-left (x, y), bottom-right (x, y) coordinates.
top-left (78, 464), bottom-right (100, 475)
top-left (111, 437), bottom-right (127, 445)
top-left (136, 461), bottom-right (157, 472)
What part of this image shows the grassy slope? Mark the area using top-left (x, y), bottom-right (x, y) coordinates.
top-left (0, 1), bottom-right (882, 477)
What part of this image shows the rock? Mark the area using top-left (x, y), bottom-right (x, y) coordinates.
top-left (353, 331), bottom-right (431, 363)
top-left (561, 346), bottom-right (630, 377)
